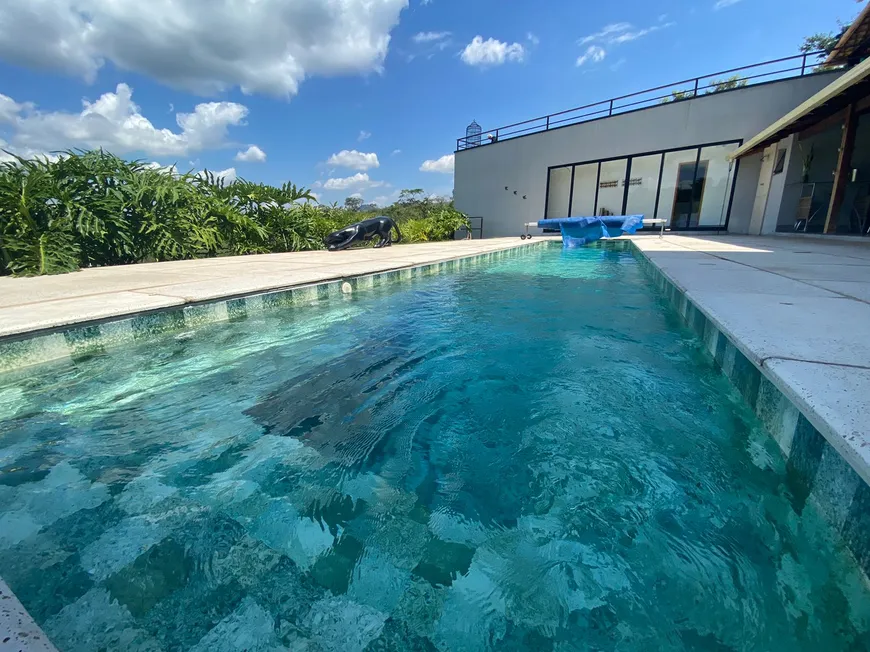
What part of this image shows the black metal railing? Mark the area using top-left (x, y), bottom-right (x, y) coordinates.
top-left (456, 52), bottom-right (833, 150)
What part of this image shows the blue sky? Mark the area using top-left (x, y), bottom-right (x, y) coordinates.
top-left (0, 0), bottom-right (860, 206)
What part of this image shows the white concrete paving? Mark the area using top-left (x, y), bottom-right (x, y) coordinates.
top-left (631, 234), bottom-right (870, 485)
top-left (0, 238), bottom-right (544, 338)
top-left (0, 579), bottom-right (57, 652)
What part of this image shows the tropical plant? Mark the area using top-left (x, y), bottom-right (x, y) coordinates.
top-left (0, 149), bottom-right (469, 276)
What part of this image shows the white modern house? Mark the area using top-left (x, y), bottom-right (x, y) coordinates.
top-left (454, 19), bottom-right (870, 239)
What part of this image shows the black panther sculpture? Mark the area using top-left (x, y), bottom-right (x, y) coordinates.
top-left (325, 216), bottom-right (402, 251)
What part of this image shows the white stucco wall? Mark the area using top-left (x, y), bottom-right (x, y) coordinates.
top-left (454, 72), bottom-right (842, 238)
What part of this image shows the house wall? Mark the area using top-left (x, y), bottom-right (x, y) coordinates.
top-left (454, 72), bottom-right (842, 238)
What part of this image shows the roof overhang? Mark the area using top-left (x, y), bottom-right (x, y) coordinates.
top-left (826, 3), bottom-right (870, 66)
top-left (730, 60), bottom-right (870, 160)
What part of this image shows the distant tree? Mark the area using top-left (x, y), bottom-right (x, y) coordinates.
top-left (398, 189), bottom-right (425, 205)
top-left (800, 0), bottom-right (866, 62)
top-left (801, 31), bottom-right (844, 58)
top-left (343, 196), bottom-right (363, 212)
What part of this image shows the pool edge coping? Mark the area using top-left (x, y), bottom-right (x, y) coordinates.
top-left (0, 578), bottom-right (58, 652)
top-left (0, 240), bottom-right (552, 373)
top-left (630, 241), bottom-right (870, 582)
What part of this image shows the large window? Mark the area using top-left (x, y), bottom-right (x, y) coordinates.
top-left (625, 154), bottom-right (662, 219)
top-left (543, 141), bottom-right (739, 230)
top-left (597, 159), bottom-right (627, 216)
top-left (570, 163), bottom-right (597, 216)
top-left (546, 167), bottom-right (571, 218)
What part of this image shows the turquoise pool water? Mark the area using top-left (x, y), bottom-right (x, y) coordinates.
top-left (1, 245), bottom-right (869, 651)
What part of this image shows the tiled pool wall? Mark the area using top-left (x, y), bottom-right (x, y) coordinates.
top-left (631, 243), bottom-right (870, 580)
top-left (0, 243), bottom-right (545, 374)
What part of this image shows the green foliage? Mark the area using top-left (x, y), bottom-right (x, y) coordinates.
top-left (343, 196), bottom-right (364, 212)
top-left (706, 75), bottom-right (748, 94)
top-left (801, 31), bottom-right (843, 57)
top-left (0, 149), bottom-right (469, 276)
top-left (659, 90), bottom-right (694, 104)
top-left (399, 207), bottom-right (470, 243)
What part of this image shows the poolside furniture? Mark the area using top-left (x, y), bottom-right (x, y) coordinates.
top-left (524, 215), bottom-right (660, 247)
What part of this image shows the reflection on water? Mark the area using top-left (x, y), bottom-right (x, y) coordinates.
top-left (1, 246), bottom-right (869, 651)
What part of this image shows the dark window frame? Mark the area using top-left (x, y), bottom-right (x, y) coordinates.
top-left (543, 138), bottom-right (743, 231)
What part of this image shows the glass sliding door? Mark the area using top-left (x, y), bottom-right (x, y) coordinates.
top-left (570, 163), bottom-right (598, 216)
top-left (546, 167), bottom-right (571, 218)
top-left (597, 159), bottom-right (628, 216)
top-left (697, 143), bottom-right (738, 227)
top-left (625, 154), bottom-right (662, 219)
top-left (545, 141), bottom-right (739, 230)
top-left (658, 149), bottom-right (702, 227)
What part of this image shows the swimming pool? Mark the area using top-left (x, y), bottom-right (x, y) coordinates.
top-left (1, 244), bottom-right (868, 651)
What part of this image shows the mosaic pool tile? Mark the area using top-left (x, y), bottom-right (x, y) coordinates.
top-left (226, 298), bottom-right (248, 321)
top-left (63, 325), bottom-right (105, 359)
top-left (183, 303), bottom-right (229, 328)
top-left (755, 377), bottom-right (800, 456)
top-left (302, 596), bottom-right (388, 652)
top-left (0, 334), bottom-right (70, 373)
top-left (730, 347), bottom-right (761, 409)
top-left (99, 319), bottom-right (136, 348)
top-left (131, 311), bottom-right (186, 341)
top-left (842, 482), bottom-right (870, 577)
top-left (811, 446), bottom-right (862, 531)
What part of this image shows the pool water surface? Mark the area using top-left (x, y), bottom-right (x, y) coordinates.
top-left (1, 245), bottom-right (869, 651)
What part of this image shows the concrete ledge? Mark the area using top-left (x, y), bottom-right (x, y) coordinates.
top-left (0, 239), bottom-right (553, 372)
top-left (0, 579), bottom-right (57, 652)
top-left (0, 239), bottom-right (551, 341)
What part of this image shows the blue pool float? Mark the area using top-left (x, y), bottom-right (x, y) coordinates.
top-left (536, 215), bottom-right (645, 248)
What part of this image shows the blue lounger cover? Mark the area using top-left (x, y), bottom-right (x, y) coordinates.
top-left (538, 215), bottom-right (644, 247)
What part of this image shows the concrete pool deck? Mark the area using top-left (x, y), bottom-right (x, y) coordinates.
top-left (631, 233), bottom-right (870, 487)
top-left (0, 238), bottom-right (547, 339)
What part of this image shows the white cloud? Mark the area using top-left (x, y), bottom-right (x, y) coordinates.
top-left (372, 189), bottom-right (401, 206)
top-left (576, 46), bottom-right (606, 67)
top-left (579, 21), bottom-right (674, 46)
top-left (326, 149), bottom-right (380, 170)
top-left (144, 161), bottom-right (178, 174)
top-left (323, 172), bottom-right (385, 190)
top-left (234, 145), bottom-right (266, 162)
top-left (461, 36), bottom-right (525, 67)
top-left (579, 23), bottom-right (632, 45)
top-left (198, 167), bottom-right (237, 184)
top-left (413, 31), bottom-right (450, 43)
top-left (358, 130), bottom-right (372, 141)
top-left (0, 83), bottom-right (248, 157)
top-left (391, 149), bottom-right (401, 155)
top-left (527, 32), bottom-right (540, 46)
top-left (420, 153), bottom-right (454, 174)
top-left (0, 94), bottom-right (31, 124)
top-left (0, 0), bottom-right (408, 97)
top-left (714, 0), bottom-right (741, 8)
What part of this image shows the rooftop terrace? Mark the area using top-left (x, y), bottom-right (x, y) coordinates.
top-left (456, 51), bottom-right (832, 150)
